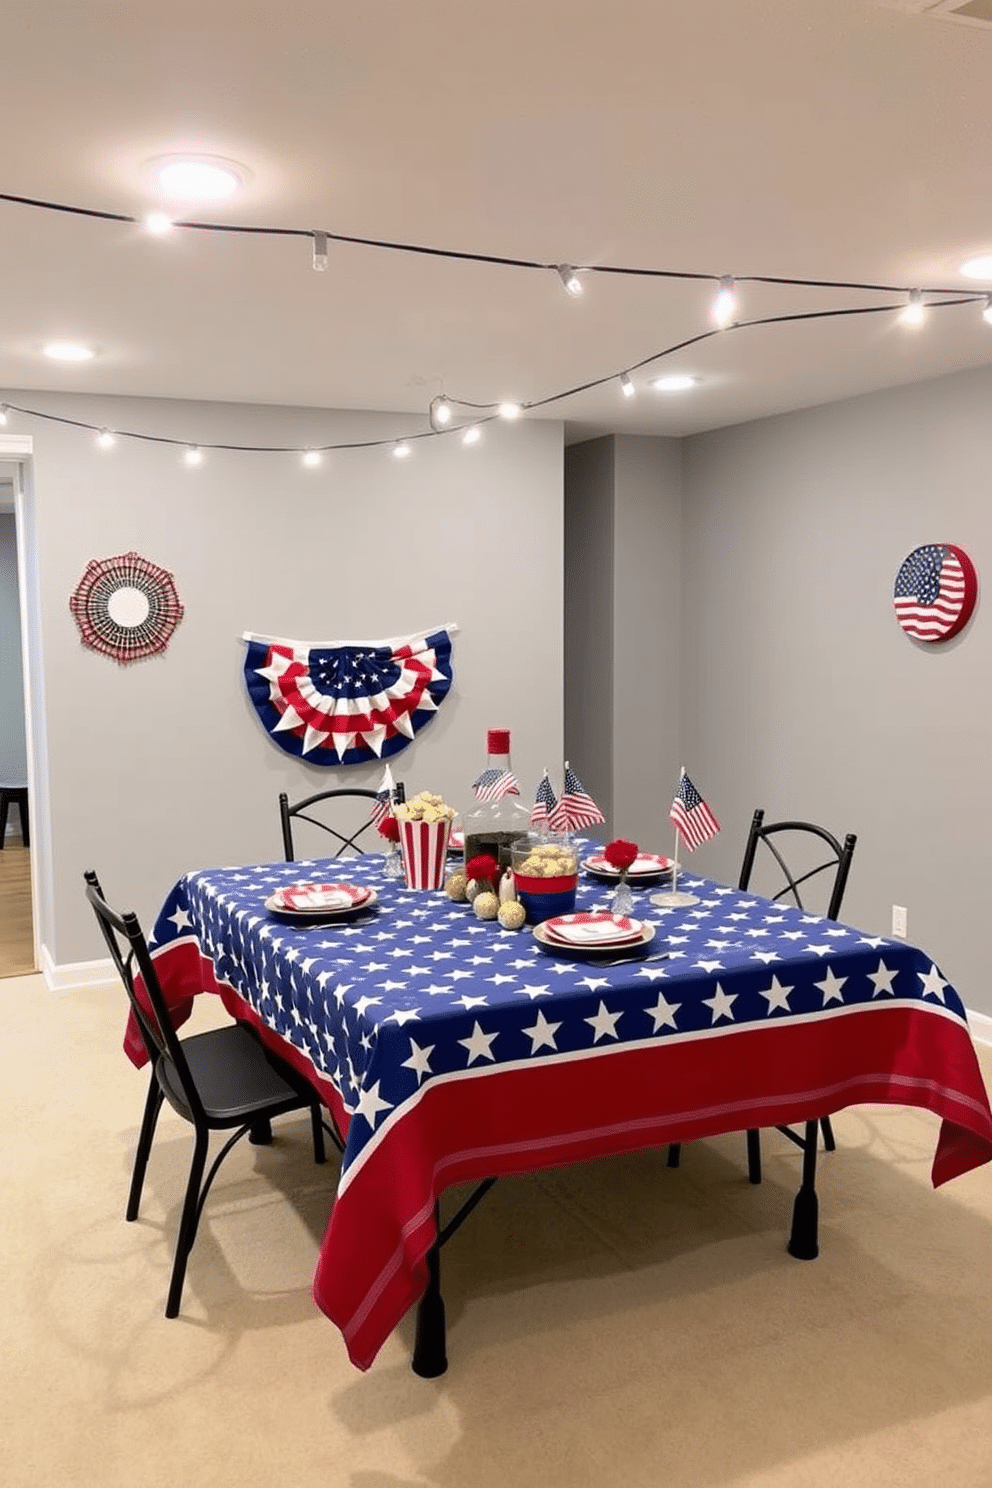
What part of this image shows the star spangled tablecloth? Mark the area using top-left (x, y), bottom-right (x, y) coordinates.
top-left (141, 850), bottom-right (992, 1370)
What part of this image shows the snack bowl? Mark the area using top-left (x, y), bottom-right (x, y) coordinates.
top-left (511, 834), bottom-right (579, 923)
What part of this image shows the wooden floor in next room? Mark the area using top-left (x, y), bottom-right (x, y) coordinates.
top-left (0, 842), bottom-right (34, 978)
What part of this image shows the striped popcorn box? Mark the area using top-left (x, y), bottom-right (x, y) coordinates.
top-left (398, 816), bottom-right (453, 890)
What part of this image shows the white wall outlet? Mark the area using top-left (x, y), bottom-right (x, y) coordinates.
top-left (892, 904), bottom-right (908, 939)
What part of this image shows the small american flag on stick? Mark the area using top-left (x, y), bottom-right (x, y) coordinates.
top-left (670, 771), bottom-right (720, 851)
top-left (371, 763), bottom-right (396, 826)
top-left (531, 770), bottom-right (558, 828)
top-left (550, 764), bottom-right (604, 832)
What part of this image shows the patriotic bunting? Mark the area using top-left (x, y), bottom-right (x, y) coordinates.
top-left (242, 623), bottom-right (456, 766)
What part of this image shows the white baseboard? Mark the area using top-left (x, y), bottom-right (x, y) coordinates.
top-left (967, 1008), bottom-right (992, 1048)
top-left (40, 944), bottom-right (114, 991)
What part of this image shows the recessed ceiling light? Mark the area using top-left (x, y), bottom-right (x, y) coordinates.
top-left (43, 341), bottom-right (95, 362)
top-left (652, 374), bottom-right (697, 394)
top-left (958, 254), bottom-right (992, 280)
top-left (151, 156), bottom-right (245, 205)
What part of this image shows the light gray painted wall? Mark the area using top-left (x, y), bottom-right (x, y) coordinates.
top-left (564, 435), bottom-right (682, 842)
top-left (612, 436), bottom-right (682, 846)
top-left (0, 510), bottom-right (28, 784)
top-left (564, 438), bottom-right (614, 824)
top-left (19, 392), bottom-right (563, 965)
top-left (681, 363), bottom-right (992, 1014)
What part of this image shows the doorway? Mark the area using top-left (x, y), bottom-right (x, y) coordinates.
top-left (0, 482), bottom-right (32, 973)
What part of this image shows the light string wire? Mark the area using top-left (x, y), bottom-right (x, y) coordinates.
top-left (0, 190), bottom-right (986, 454)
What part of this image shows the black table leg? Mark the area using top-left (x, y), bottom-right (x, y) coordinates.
top-left (412, 1229), bottom-right (447, 1377)
top-left (787, 1119), bottom-right (820, 1259)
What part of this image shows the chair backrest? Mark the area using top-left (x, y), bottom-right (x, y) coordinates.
top-left (737, 809), bottom-right (857, 921)
top-left (279, 786), bottom-right (401, 862)
top-left (84, 870), bottom-right (205, 1122)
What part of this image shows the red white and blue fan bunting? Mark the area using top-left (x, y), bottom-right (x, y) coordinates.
top-left (243, 623), bottom-right (457, 766)
top-left (893, 544), bottom-right (977, 643)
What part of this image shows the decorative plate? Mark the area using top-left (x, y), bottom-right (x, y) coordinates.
top-left (542, 911), bottom-right (645, 947)
top-left (69, 551), bottom-right (184, 663)
top-left (582, 852), bottom-right (674, 880)
top-left (893, 543), bottom-right (978, 643)
top-left (532, 919), bottom-right (655, 958)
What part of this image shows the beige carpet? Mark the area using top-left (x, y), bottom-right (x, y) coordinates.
top-left (4, 972), bottom-right (992, 1488)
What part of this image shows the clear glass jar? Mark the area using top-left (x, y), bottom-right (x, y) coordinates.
top-left (462, 728), bottom-right (533, 878)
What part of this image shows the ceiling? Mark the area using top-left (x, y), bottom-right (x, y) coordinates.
top-left (4, 0), bottom-right (992, 444)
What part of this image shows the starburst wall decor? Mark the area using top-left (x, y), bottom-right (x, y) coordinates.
top-left (69, 550), bottom-right (184, 663)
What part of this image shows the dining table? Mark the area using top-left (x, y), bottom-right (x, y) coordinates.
top-left (135, 844), bottom-right (992, 1375)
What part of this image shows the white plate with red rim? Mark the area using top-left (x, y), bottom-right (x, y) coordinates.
top-left (267, 882), bottom-right (373, 915)
top-left (582, 852), bottom-right (674, 880)
top-left (543, 911), bottom-right (646, 947)
top-left (533, 918), bottom-right (655, 957)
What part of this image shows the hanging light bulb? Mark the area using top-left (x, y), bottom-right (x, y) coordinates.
top-left (619, 373), bottom-right (636, 398)
top-left (144, 211), bottom-right (174, 235)
top-left (0, 405), bottom-right (8, 426)
top-left (462, 425), bottom-right (482, 446)
top-left (434, 398), bottom-right (452, 426)
top-left (312, 231), bottom-right (328, 272)
top-left (983, 295), bottom-right (992, 326)
top-left (392, 441), bottom-right (412, 459)
top-left (96, 429), bottom-right (116, 449)
top-left (498, 402), bottom-right (521, 420)
top-left (900, 289), bottom-right (926, 327)
top-left (302, 449), bottom-right (322, 467)
top-left (556, 265), bottom-right (583, 297)
top-left (713, 276), bottom-right (737, 327)
top-left (184, 446), bottom-right (203, 466)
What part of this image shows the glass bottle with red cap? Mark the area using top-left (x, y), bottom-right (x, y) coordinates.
top-left (462, 727), bottom-right (532, 877)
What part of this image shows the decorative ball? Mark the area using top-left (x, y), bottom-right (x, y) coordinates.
top-left (465, 878), bottom-right (481, 903)
top-left (497, 901), bottom-right (526, 930)
top-left (445, 872), bottom-right (468, 902)
top-left (473, 891), bottom-right (500, 921)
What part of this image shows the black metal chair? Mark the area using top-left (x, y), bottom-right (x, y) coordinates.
top-left (84, 869), bottom-right (326, 1318)
top-left (668, 809), bottom-right (857, 1184)
top-left (279, 785), bottom-right (401, 862)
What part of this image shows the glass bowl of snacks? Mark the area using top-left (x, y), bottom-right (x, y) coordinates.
top-left (511, 834), bottom-right (580, 923)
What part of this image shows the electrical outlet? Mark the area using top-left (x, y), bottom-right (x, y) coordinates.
top-left (892, 904), bottom-right (908, 939)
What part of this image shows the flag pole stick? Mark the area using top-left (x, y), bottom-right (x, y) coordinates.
top-left (651, 764), bottom-right (699, 909)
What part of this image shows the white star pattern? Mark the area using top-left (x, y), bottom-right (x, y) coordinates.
top-left (459, 1021), bottom-right (499, 1064)
top-left (703, 984), bottom-right (738, 1023)
top-left (646, 993), bottom-right (681, 1032)
top-left (868, 959), bottom-right (899, 997)
top-left (918, 964), bottom-right (949, 1003)
top-left (522, 1011), bottom-right (562, 1052)
top-left (402, 1040), bottom-right (434, 1084)
top-left (816, 967), bottom-right (848, 1004)
top-left (355, 1080), bottom-right (393, 1127)
top-left (585, 1001), bottom-right (623, 1042)
top-left (759, 975), bottom-right (795, 1013)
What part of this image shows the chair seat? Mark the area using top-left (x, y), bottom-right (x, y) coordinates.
top-left (156, 1024), bottom-right (310, 1126)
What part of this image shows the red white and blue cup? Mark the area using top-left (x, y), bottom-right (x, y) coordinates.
top-left (398, 816), bottom-right (453, 890)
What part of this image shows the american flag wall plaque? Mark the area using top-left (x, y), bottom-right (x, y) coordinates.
top-left (893, 543), bottom-right (977, 644)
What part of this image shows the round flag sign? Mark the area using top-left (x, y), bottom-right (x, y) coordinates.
top-left (893, 543), bottom-right (977, 643)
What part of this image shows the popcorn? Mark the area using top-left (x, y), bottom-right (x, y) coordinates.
top-left (515, 843), bottom-right (577, 878)
top-left (396, 791), bottom-right (457, 824)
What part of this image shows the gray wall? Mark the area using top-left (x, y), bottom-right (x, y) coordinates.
top-left (564, 434), bottom-right (682, 844)
top-left (682, 363), bottom-right (992, 1015)
top-left (0, 508), bottom-right (28, 785)
top-left (19, 392), bottom-right (563, 965)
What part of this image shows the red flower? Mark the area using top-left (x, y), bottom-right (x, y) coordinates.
top-left (466, 853), bottom-right (499, 885)
top-left (377, 815), bottom-right (400, 842)
top-left (604, 838), bottom-right (639, 872)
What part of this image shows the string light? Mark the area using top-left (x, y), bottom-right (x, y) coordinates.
top-left (653, 373), bottom-right (697, 394)
top-left (984, 295), bottom-right (992, 326)
top-left (184, 446), bottom-right (203, 466)
top-left (392, 441), bottom-right (411, 459)
top-left (713, 276), bottom-right (737, 327)
top-left (462, 425), bottom-right (482, 445)
top-left (96, 429), bottom-right (116, 449)
top-left (901, 289), bottom-right (926, 328)
top-left (619, 373), bottom-right (635, 398)
top-left (432, 397), bottom-right (452, 427)
top-left (498, 402), bottom-right (522, 420)
top-left (144, 212), bottom-right (174, 235)
top-left (312, 231), bottom-right (328, 272)
top-left (556, 265), bottom-right (583, 296)
top-left (0, 405), bottom-right (8, 425)
top-left (302, 449), bottom-right (322, 466)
